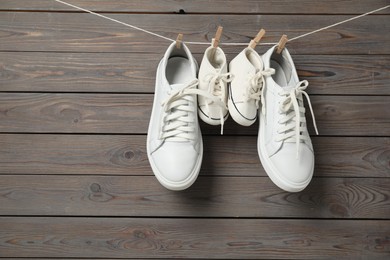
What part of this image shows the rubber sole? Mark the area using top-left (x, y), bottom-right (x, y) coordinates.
top-left (198, 107), bottom-right (229, 126)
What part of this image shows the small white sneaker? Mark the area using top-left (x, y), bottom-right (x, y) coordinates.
top-left (147, 42), bottom-right (202, 191)
top-left (198, 46), bottom-right (232, 134)
top-left (258, 45), bottom-right (319, 192)
top-left (228, 47), bottom-right (274, 126)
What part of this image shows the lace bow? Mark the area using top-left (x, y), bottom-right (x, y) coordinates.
top-left (247, 68), bottom-right (275, 114)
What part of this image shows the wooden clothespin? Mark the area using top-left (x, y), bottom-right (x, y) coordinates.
top-left (211, 26), bottom-right (223, 48)
top-left (211, 26), bottom-right (223, 59)
top-left (276, 34), bottom-right (288, 54)
top-left (176, 33), bottom-right (183, 49)
top-left (249, 29), bottom-right (266, 49)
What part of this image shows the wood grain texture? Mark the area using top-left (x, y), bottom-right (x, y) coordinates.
top-left (0, 1), bottom-right (389, 259)
top-left (0, 94), bottom-right (389, 135)
top-left (308, 96), bottom-right (390, 136)
top-left (0, 217), bottom-right (389, 259)
top-left (1, 175), bottom-right (389, 218)
top-left (1, 0), bottom-right (389, 14)
top-left (313, 137), bottom-right (390, 177)
top-left (294, 55), bottom-right (390, 95)
top-left (0, 93), bottom-right (150, 134)
top-left (0, 12), bottom-right (389, 54)
top-left (0, 134), bottom-right (150, 175)
top-left (0, 52), bottom-right (157, 93)
top-left (1, 52), bottom-right (389, 95)
top-left (0, 135), bottom-right (388, 177)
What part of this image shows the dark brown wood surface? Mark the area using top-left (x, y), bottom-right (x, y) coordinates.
top-left (1, 175), bottom-right (389, 218)
top-left (0, 94), bottom-right (389, 135)
top-left (1, 0), bottom-right (389, 14)
top-left (0, 13), bottom-right (389, 54)
top-left (0, 1), bottom-right (389, 259)
top-left (0, 217), bottom-right (389, 259)
top-left (1, 52), bottom-right (389, 94)
top-left (0, 135), bottom-right (388, 177)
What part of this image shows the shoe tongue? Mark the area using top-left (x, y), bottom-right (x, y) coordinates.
top-left (170, 83), bottom-right (186, 91)
top-left (283, 84), bottom-right (296, 91)
top-left (214, 56), bottom-right (226, 69)
top-left (166, 138), bottom-right (190, 143)
top-left (272, 80), bottom-right (296, 92)
top-left (244, 48), bottom-right (262, 73)
top-left (205, 47), bottom-right (226, 69)
top-left (244, 60), bottom-right (257, 74)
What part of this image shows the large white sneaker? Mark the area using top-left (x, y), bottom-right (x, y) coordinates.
top-left (229, 47), bottom-right (274, 126)
top-left (258, 46), bottom-right (318, 192)
top-left (147, 42), bottom-right (202, 191)
top-left (198, 46), bottom-right (232, 134)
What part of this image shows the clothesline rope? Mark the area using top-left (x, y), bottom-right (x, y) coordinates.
top-left (54, 0), bottom-right (389, 46)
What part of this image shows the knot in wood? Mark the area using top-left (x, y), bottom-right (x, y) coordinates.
top-left (134, 230), bottom-right (147, 239)
top-left (90, 183), bottom-right (101, 193)
top-left (124, 150), bottom-right (135, 160)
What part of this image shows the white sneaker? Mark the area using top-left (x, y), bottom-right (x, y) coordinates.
top-left (146, 42), bottom-right (202, 191)
top-left (258, 46), bottom-right (319, 192)
top-left (198, 46), bottom-right (232, 134)
top-left (228, 47), bottom-right (274, 126)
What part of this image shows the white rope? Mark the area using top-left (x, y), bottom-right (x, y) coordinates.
top-left (185, 41), bottom-right (278, 46)
top-left (288, 5), bottom-right (390, 42)
top-left (54, 0), bottom-right (389, 46)
top-left (54, 0), bottom-right (175, 43)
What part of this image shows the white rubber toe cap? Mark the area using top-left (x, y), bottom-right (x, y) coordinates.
top-left (270, 144), bottom-right (314, 189)
top-left (229, 101), bottom-right (257, 126)
top-left (150, 142), bottom-right (201, 189)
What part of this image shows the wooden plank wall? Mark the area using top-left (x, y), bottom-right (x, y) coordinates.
top-left (0, 0), bottom-right (389, 259)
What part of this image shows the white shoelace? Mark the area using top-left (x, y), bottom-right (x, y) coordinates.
top-left (203, 72), bottom-right (234, 134)
top-left (160, 80), bottom-right (225, 141)
top-left (275, 80), bottom-right (319, 158)
top-left (247, 68), bottom-right (275, 113)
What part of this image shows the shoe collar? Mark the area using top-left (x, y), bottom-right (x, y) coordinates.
top-left (202, 46), bottom-right (227, 72)
top-left (262, 45), bottom-right (276, 69)
top-left (233, 47), bottom-right (263, 75)
top-left (262, 45), bottom-right (300, 90)
top-left (161, 41), bottom-right (198, 88)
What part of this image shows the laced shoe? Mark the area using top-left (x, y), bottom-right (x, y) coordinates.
top-left (198, 46), bottom-right (232, 134)
top-left (228, 47), bottom-right (275, 126)
top-left (147, 42), bottom-right (210, 190)
top-left (258, 46), bottom-right (319, 192)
